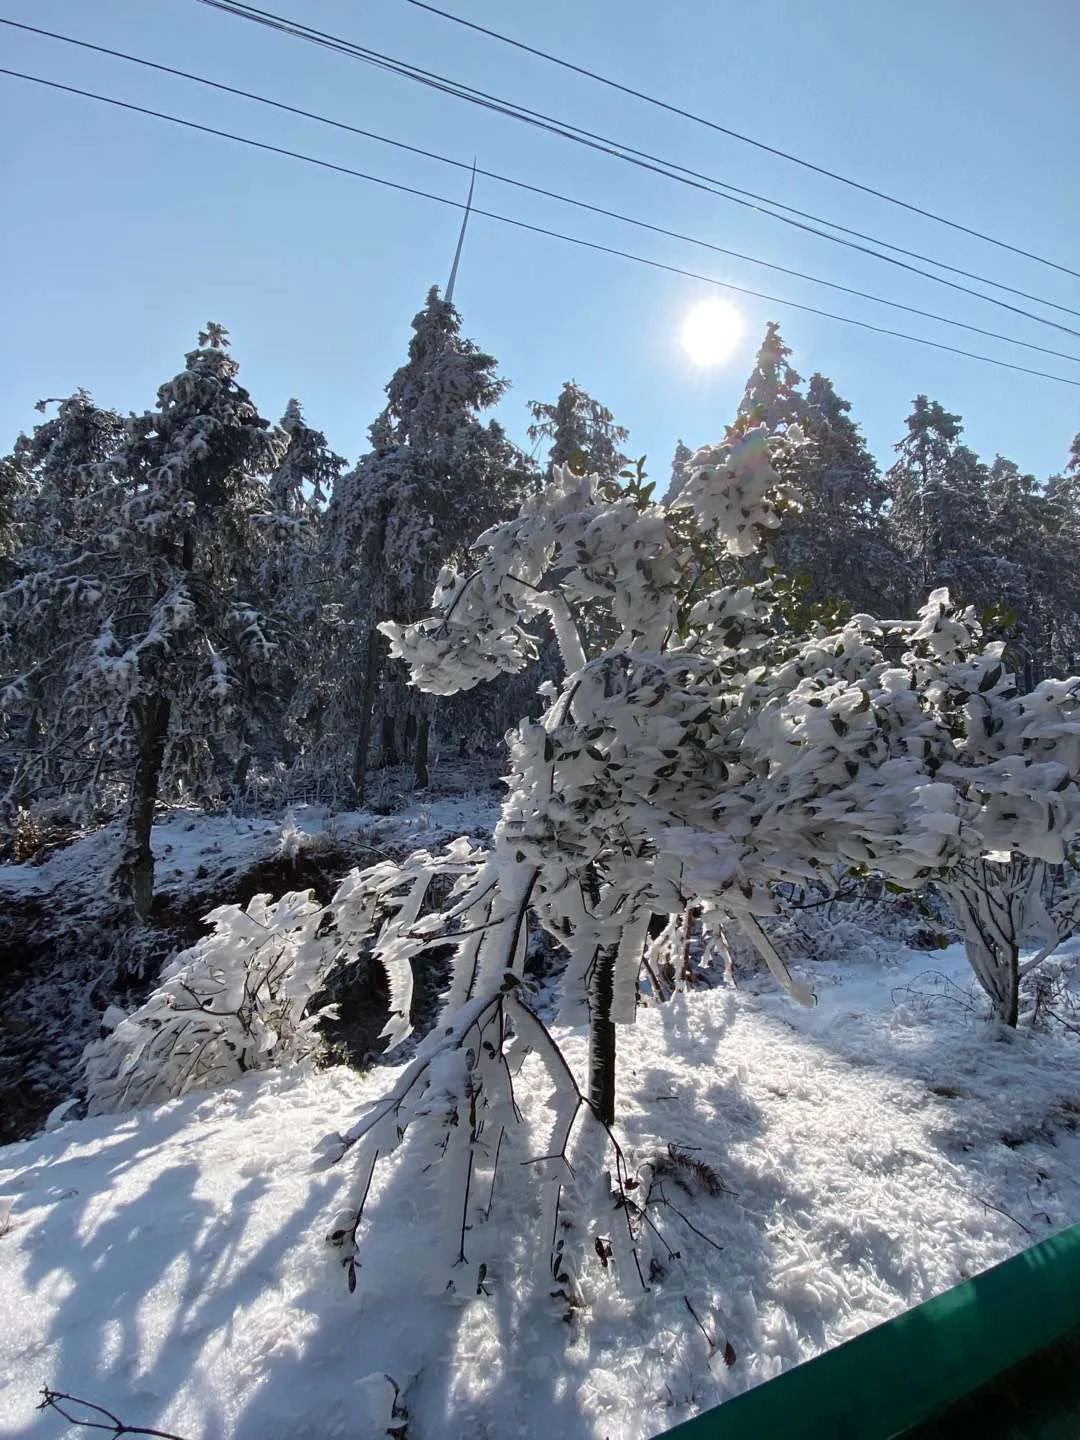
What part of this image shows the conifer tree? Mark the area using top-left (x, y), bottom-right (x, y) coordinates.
top-left (737, 321), bottom-right (804, 430)
top-left (886, 395), bottom-right (968, 593)
top-left (731, 327), bottom-right (904, 612)
top-left (662, 438), bottom-right (693, 505)
top-left (0, 390), bottom-right (125, 801)
top-left (777, 372), bottom-right (904, 612)
top-left (0, 326), bottom-right (285, 915)
top-left (528, 379), bottom-right (630, 480)
top-left (327, 287), bottom-right (529, 797)
top-left (255, 401), bottom-right (346, 791)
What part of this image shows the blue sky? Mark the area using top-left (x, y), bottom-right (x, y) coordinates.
top-left (2, 0), bottom-right (1078, 484)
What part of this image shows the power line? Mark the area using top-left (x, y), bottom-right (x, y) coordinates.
top-left (188, 0), bottom-right (1080, 334)
top-left (407, 0), bottom-right (1080, 285)
top-left (4, 65), bottom-right (1080, 391)
top-left (6, 17), bottom-right (1080, 367)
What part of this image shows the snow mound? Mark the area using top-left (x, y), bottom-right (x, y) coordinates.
top-left (2, 945), bottom-right (1078, 1440)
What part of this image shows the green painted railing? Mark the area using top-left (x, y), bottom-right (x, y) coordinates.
top-left (664, 1223), bottom-right (1080, 1439)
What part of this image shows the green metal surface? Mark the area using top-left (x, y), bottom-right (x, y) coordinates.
top-left (663, 1224), bottom-right (1080, 1439)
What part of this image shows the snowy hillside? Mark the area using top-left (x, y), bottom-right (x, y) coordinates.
top-left (3, 941), bottom-right (1079, 1440)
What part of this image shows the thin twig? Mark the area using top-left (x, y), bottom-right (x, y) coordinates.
top-left (979, 1196), bottom-right (1035, 1238)
top-left (38, 1388), bottom-right (190, 1440)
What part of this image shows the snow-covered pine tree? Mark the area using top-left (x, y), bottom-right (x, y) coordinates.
top-left (0, 390), bottom-right (126, 807)
top-left (268, 397), bottom-right (343, 520)
top-left (1045, 433), bottom-right (1080, 555)
top-left (886, 395), bottom-right (991, 598)
top-left (0, 326), bottom-right (285, 915)
top-left (528, 379), bottom-right (630, 480)
top-left (17, 390), bottom-right (126, 549)
top-left (326, 286), bottom-right (530, 797)
top-left (981, 455), bottom-right (1056, 686)
top-left (0, 452), bottom-right (20, 584)
top-left (737, 321), bottom-right (804, 431)
top-left (257, 400), bottom-right (346, 796)
top-left (731, 328), bottom-right (906, 614)
top-left (784, 373), bottom-right (906, 612)
top-left (888, 402), bottom-right (1080, 683)
top-left (661, 438), bottom-right (693, 505)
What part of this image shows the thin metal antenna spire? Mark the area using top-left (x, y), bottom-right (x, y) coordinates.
top-left (445, 158), bottom-right (476, 303)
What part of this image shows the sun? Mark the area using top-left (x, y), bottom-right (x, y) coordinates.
top-left (681, 298), bottom-right (743, 366)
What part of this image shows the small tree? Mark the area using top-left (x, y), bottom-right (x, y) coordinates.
top-left (737, 321), bottom-right (804, 430)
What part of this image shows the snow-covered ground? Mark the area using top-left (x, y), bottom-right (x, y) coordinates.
top-left (2, 940), bottom-right (1078, 1440)
top-left (0, 791), bottom-right (503, 910)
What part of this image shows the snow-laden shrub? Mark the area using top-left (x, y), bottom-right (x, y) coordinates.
top-left (84, 890), bottom-right (330, 1113)
top-left (83, 839), bottom-right (489, 1114)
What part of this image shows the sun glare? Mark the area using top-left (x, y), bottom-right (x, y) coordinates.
top-left (681, 298), bottom-right (743, 366)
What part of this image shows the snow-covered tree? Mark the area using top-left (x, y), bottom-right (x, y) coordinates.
top-left (886, 395), bottom-right (993, 600)
top-left (17, 390), bottom-right (126, 548)
top-left (0, 391), bottom-right (127, 804)
top-left (737, 321), bottom-right (804, 431)
top-left (267, 398), bottom-right (343, 520)
top-left (326, 286), bottom-right (531, 796)
top-left (528, 379), bottom-right (630, 480)
top-left (777, 372), bottom-right (905, 612)
top-left (330, 446), bottom-right (1080, 1292)
top-left (744, 588), bottom-right (1080, 1024)
top-left (731, 330), bottom-right (905, 613)
top-left (661, 438), bottom-right (693, 505)
top-left (255, 400), bottom-right (346, 791)
top-left (0, 327), bottom-right (285, 915)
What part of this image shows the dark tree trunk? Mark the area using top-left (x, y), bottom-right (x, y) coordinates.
top-left (115, 692), bottom-right (171, 920)
top-left (233, 747), bottom-right (252, 797)
top-left (403, 711), bottom-right (417, 762)
top-left (352, 624), bottom-right (384, 802)
top-left (588, 944), bottom-right (617, 1125)
top-left (381, 713), bottom-right (400, 768)
top-left (414, 706), bottom-right (431, 791)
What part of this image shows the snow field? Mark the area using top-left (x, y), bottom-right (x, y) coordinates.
top-left (2, 942), bottom-right (1078, 1440)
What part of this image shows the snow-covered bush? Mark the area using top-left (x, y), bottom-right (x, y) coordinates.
top-left (84, 890), bottom-right (330, 1113)
top-left (84, 839), bottom-right (489, 1114)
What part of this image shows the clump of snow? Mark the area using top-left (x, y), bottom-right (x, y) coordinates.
top-left (2, 941), bottom-right (1077, 1440)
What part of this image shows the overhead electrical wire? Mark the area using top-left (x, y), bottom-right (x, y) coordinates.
top-left (4, 65), bottom-right (1080, 392)
top-left (189, 0), bottom-right (1080, 333)
top-left (5, 18), bottom-right (1080, 367)
top-left (407, 0), bottom-right (1080, 285)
